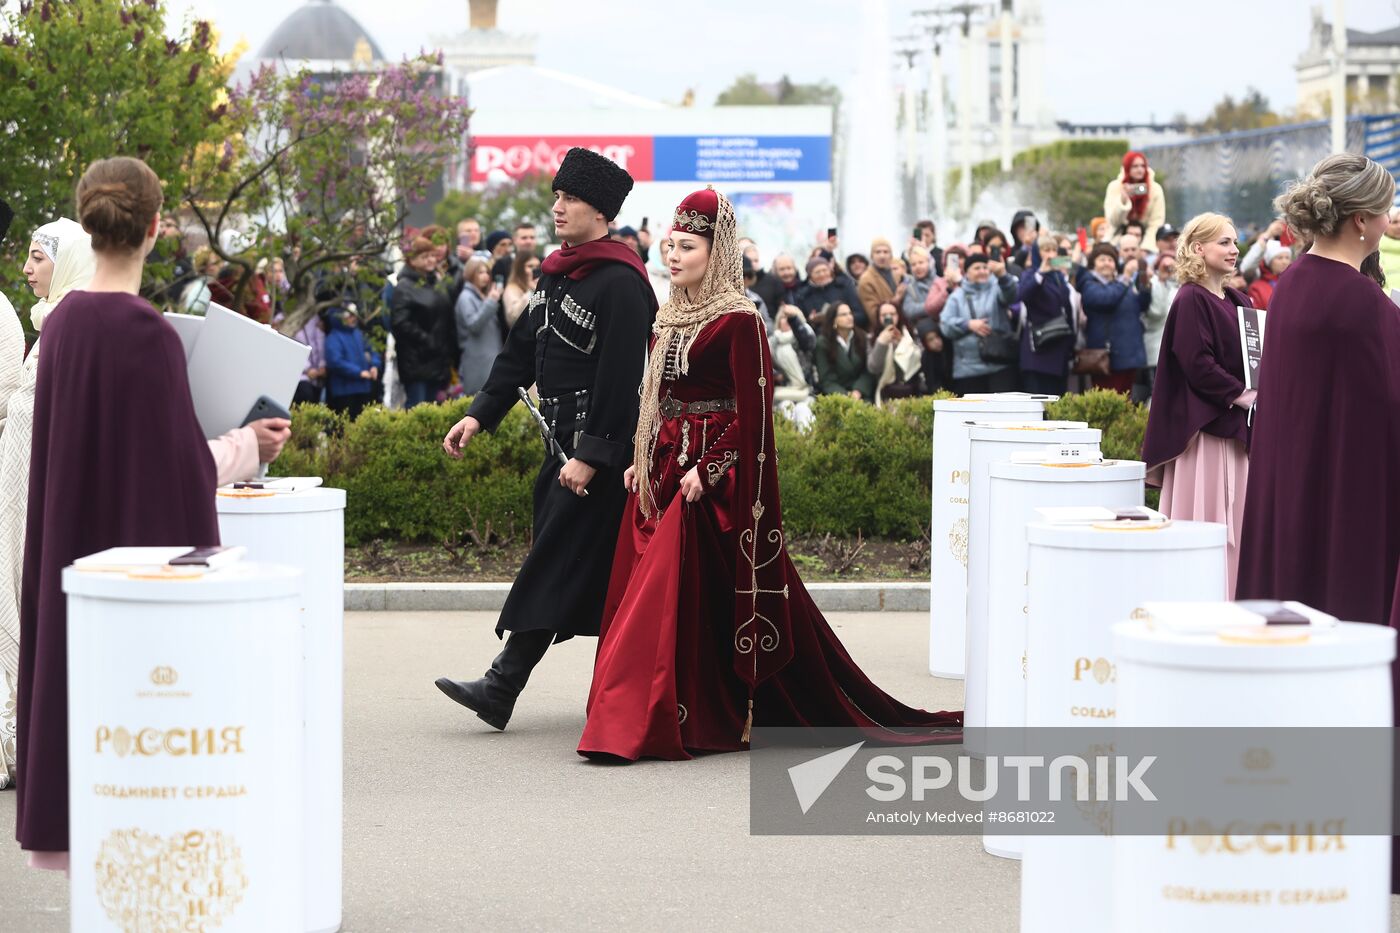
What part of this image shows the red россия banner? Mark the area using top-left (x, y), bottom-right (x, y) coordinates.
top-left (470, 136), bottom-right (655, 183)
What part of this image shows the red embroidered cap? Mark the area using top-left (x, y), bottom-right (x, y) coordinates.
top-left (671, 187), bottom-right (718, 239)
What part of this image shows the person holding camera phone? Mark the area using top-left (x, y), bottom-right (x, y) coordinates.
top-left (502, 250), bottom-right (541, 329)
top-left (454, 258), bottom-right (505, 394)
top-left (766, 302), bottom-right (817, 402)
top-left (1136, 252), bottom-right (1179, 403)
top-left (1078, 242), bottom-right (1149, 394)
top-left (900, 245), bottom-right (947, 332)
top-left (1105, 150), bottom-right (1166, 247)
top-left (797, 255), bottom-right (864, 329)
top-left (1016, 233), bottom-right (1076, 396)
top-left (866, 300), bottom-right (923, 405)
top-left (940, 252), bottom-right (1019, 394)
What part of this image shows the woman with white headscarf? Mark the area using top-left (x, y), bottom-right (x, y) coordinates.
top-left (0, 218), bottom-right (96, 790)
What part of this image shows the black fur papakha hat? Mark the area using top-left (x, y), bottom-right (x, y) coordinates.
top-left (0, 199), bottom-right (11, 246)
top-left (551, 147), bottom-right (634, 221)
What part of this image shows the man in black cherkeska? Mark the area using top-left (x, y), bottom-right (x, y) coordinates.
top-left (436, 148), bottom-right (657, 730)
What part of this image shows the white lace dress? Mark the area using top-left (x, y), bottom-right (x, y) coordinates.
top-left (0, 301), bottom-right (30, 790)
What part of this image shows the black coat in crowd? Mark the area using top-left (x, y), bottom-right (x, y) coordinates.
top-left (797, 276), bottom-right (866, 329)
top-left (390, 267), bottom-right (457, 384)
top-left (750, 269), bottom-right (786, 318)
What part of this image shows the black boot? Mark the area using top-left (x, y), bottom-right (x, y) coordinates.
top-left (436, 628), bottom-right (553, 730)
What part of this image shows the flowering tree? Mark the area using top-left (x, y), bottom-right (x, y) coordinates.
top-left (0, 0), bottom-right (234, 309)
top-left (183, 55), bottom-right (471, 331)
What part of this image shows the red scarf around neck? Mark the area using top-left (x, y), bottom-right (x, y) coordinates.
top-left (541, 234), bottom-right (654, 305)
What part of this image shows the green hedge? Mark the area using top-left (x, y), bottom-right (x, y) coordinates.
top-left (1045, 391), bottom-right (1149, 463)
top-left (1013, 139), bottom-right (1132, 166)
top-left (275, 390), bottom-right (1149, 545)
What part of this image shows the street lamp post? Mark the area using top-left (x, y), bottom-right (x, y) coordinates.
top-left (913, 3), bottom-right (985, 219)
top-left (927, 29), bottom-right (948, 219)
top-left (896, 47), bottom-right (920, 189)
top-left (999, 0), bottom-right (1013, 172)
top-left (957, 11), bottom-right (974, 214)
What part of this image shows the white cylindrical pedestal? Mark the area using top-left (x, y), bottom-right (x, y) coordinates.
top-left (982, 459), bottom-right (1145, 860)
top-left (66, 562), bottom-right (305, 933)
top-left (929, 395), bottom-right (1056, 679)
top-left (1019, 520), bottom-right (1227, 933)
top-left (1112, 616), bottom-right (1395, 933)
top-left (964, 422), bottom-right (1094, 752)
top-left (218, 487), bottom-right (346, 933)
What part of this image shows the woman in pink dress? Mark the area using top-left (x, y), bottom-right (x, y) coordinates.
top-left (1141, 212), bottom-right (1254, 595)
top-left (577, 188), bottom-right (960, 761)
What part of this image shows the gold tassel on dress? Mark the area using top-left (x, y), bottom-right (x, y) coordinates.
top-left (741, 698), bottom-right (753, 743)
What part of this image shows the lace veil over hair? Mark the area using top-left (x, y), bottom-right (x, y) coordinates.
top-left (634, 188), bottom-right (755, 517)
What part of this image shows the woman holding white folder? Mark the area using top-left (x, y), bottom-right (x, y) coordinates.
top-left (12, 158), bottom-right (289, 871)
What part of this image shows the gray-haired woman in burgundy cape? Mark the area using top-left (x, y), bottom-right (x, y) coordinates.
top-left (1236, 153), bottom-right (1400, 898)
top-left (15, 158), bottom-right (224, 870)
top-left (1237, 154), bottom-right (1400, 628)
top-left (1141, 212), bottom-right (1254, 596)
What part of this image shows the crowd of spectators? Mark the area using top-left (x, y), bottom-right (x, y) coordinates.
top-left (138, 147), bottom-right (1400, 421)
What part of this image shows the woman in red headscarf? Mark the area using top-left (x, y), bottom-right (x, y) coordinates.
top-left (1104, 151), bottom-right (1166, 246)
top-left (577, 188), bottom-right (961, 761)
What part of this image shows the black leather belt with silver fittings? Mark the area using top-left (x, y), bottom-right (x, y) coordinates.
top-left (539, 388), bottom-right (590, 448)
top-left (659, 396), bottom-right (737, 420)
top-left (538, 388), bottom-right (590, 409)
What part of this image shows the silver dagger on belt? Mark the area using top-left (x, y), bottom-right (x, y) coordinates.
top-left (517, 388), bottom-right (589, 496)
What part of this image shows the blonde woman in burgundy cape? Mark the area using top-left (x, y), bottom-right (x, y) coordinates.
top-left (1139, 213), bottom-right (1254, 596)
top-left (577, 189), bottom-right (960, 761)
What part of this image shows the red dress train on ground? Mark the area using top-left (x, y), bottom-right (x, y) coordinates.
top-left (578, 311), bottom-right (961, 760)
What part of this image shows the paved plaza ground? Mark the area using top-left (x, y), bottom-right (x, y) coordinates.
top-left (4, 610), bottom-right (1399, 931)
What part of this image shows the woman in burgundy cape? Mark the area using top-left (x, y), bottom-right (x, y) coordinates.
top-left (1230, 155), bottom-right (1400, 894)
top-left (1237, 155), bottom-right (1400, 629)
top-left (578, 189), bottom-right (960, 761)
top-left (16, 158), bottom-right (221, 867)
top-left (1140, 213), bottom-right (1254, 596)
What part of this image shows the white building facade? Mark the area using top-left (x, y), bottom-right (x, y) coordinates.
top-left (1296, 7), bottom-right (1400, 117)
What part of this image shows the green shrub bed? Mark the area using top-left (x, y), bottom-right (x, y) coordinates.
top-left (275, 390), bottom-right (1149, 545)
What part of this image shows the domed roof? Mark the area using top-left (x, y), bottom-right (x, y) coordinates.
top-left (257, 0), bottom-right (384, 63)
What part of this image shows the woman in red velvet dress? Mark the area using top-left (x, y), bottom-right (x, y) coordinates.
top-left (577, 189), bottom-right (961, 760)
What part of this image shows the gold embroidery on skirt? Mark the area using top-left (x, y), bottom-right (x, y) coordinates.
top-left (706, 449), bottom-right (738, 486)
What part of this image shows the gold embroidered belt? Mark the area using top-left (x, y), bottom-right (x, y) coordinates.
top-left (660, 396), bottom-right (736, 420)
